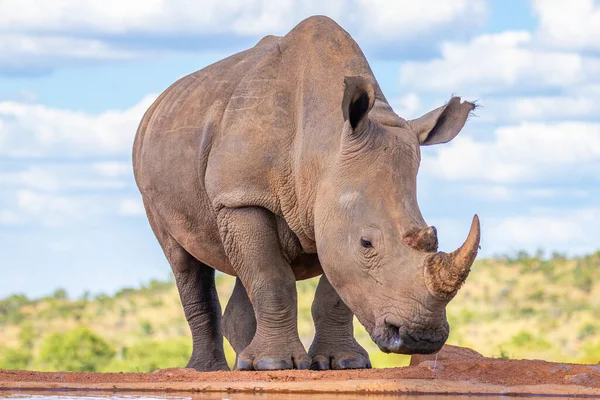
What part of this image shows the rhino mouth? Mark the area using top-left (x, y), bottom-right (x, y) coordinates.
top-left (373, 322), bottom-right (403, 353)
top-left (371, 318), bottom-right (447, 355)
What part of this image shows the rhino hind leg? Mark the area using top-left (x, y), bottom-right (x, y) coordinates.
top-left (222, 277), bottom-right (256, 368)
top-left (218, 207), bottom-right (310, 370)
top-left (309, 274), bottom-right (371, 370)
top-left (146, 206), bottom-right (229, 371)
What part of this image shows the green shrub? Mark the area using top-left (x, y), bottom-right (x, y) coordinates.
top-left (140, 321), bottom-right (154, 336)
top-left (519, 307), bottom-right (536, 316)
top-left (579, 342), bottom-right (600, 364)
top-left (38, 327), bottom-right (115, 372)
top-left (510, 330), bottom-right (552, 350)
top-left (19, 322), bottom-right (36, 349)
top-left (578, 323), bottom-right (598, 340)
top-left (106, 339), bottom-right (191, 372)
top-left (0, 347), bottom-right (32, 369)
top-left (52, 288), bottom-right (68, 300)
top-left (0, 294), bottom-right (30, 325)
top-left (528, 289), bottom-right (545, 301)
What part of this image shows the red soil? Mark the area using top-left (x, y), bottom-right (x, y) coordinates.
top-left (1, 346), bottom-right (599, 397)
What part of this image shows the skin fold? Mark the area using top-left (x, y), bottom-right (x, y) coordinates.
top-left (133, 15), bottom-right (480, 372)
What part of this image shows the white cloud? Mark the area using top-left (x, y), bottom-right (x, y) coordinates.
top-left (0, 210), bottom-right (22, 225)
top-left (0, 119), bottom-right (5, 150)
top-left (488, 207), bottom-right (600, 256)
top-left (0, 170), bottom-right (139, 226)
top-left (0, 0), bottom-right (485, 37)
top-left (0, 94), bottom-right (156, 157)
top-left (533, 0), bottom-right (600, 52)
top-left (482, 93), bottom-right (600, 124)
top-left (462, 184), bottom-right (589, 202)
top-left (352, 0), bottom-right (487, 41)
top-left (0, 1), bottom-right (487, 69)
top-left (399, 31), bottom-right (600, 95)
top-left (424, 122), bottom-right (600, 183)
top-left (0, 165), bottom-right (127, 191)
top-left (10, 90), bottom-right (38, 103)
top-left (0, 0), bottom-right (310, 36)
top-left (0, 96), bottom-right (152, 227)
top-left (0, 187), bottom-right (136, 227)
top-left (0, 34), bottom-right (145, 71)
top-left (94, 162), bottom-right (132, 178)
top-left (431, 207), bottom-right (600, 257)
top-left (390, 93), bottom-right (422, 119)
top-left (119, 198), bottom-right (145, 216)
top-left (10, 190), bottom-right (96, 227)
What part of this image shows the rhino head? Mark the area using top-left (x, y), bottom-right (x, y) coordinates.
top-left (314, 76), bottom-right (480, 355)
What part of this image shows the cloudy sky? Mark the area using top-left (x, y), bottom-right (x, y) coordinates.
top-left (1, 0), bottom-right (599, 298)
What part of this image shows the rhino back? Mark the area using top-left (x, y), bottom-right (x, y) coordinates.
top-left (133, 44), bottom-right (273, 273)
top-left (134, 16), bottom-right (384, 272)
top-left (206, 16), bottom-right (385, 240)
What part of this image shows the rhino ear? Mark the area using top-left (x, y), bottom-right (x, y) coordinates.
top-left (342, 76), bottom-right (375, 131)
top-left (409, 97), bottom-right (475, 146)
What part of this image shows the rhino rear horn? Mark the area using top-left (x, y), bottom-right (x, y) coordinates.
top-left (403, 226), bottom-right (438, 252)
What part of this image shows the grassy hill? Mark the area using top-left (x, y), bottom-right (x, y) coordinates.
top-left (1, 250), bottom-right (599, 372)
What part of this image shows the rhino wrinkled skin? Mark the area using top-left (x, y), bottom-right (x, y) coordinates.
top-left (133, 16), bottom-right (481, 372)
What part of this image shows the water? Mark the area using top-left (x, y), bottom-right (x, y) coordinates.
top-left (0, 392), bottom-right (589, 400)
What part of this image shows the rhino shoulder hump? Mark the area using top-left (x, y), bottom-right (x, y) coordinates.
top-left (255, 35), bottom-right (281, 48)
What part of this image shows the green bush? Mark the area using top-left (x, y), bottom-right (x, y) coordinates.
top-left (510, 330), bottom-right (552, 351)
top-left (518, 307), bottom-right (536, 316)
top-left (0, 294), bottom-right (30, 325)
top-left (52, 288), bottom-right (68, 300)
top-left (578, 323), bottom-right (598, 341)
top-left (528, 288), bottom-right (545, 301)
top-left (105, 338), bottom-right (191, 372)
top-left (580, 342), bottom-right (600, 364)
top-left (0, 347), bottom-right (32, 369)
top-left (38, 327), bottom-right (115, 372)
top-left (19, 322), bottom-right (36, 349)
top-left (140, 321), bottom-right (154, 336)
top-left (0, 250), bottom-right (598, 371)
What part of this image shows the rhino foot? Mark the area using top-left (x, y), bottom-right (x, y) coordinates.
top-left (309, 342), bottom-right (371, 370)
top-left (236, 339), bottom-right (311, 371)
top-left (309, 275), bottom-right (371, 370)
top-left (186, 358), bottom-right (230, 372)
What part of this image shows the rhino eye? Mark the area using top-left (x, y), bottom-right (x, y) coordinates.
top-left (360, 238), bottom-right (373, 248)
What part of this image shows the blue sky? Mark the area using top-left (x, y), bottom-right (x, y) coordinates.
top-left (1, 0), bottom-right (599, 299)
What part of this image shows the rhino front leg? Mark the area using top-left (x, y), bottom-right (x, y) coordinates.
top-left (218, 207), bottom-right (310, 370)
top-left (222, 277), bottom-right (256, 367)
top-left (146, 207), bottom-right (229, 371)
top-left (309, 274), bottom-right (371, 370)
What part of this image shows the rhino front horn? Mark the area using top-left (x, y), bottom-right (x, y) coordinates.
top-left (424, 215), bottom-right (480, 300)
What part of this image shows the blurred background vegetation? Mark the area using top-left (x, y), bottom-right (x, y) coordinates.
top-left (1, 250), bottom-right (599, 372)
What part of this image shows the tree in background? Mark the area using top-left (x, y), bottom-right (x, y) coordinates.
top-left (39, 327), bottom-right (115, 372)
top-left (106, 339), bottom-right (191, 372)
top-left (0, 322), bottom-right (36, 369)
top-left (19, 322), bottom-right (36, 350)
top-left (52, 288), bottom-right (68, 301)
top-left (0, 348), bottom-right (32, 370)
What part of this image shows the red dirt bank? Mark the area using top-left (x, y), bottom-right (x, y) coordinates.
top-left (1, 347), bottom-right (599, 397)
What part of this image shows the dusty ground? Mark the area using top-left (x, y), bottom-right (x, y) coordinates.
top-left (1, 347), bottom-right (600, 397)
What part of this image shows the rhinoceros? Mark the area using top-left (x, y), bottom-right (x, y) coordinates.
top-left (133, 15), bottom-right (480, 372)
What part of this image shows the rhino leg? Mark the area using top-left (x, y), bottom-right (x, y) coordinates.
top-left (218, 207), bottom-right (310, 370)
top-left (222, 277), bottom-right (256, 368)
top-left (309, 274), bottom-right (371, 370)
top-left (146, 207), bottom-right (229, 371)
